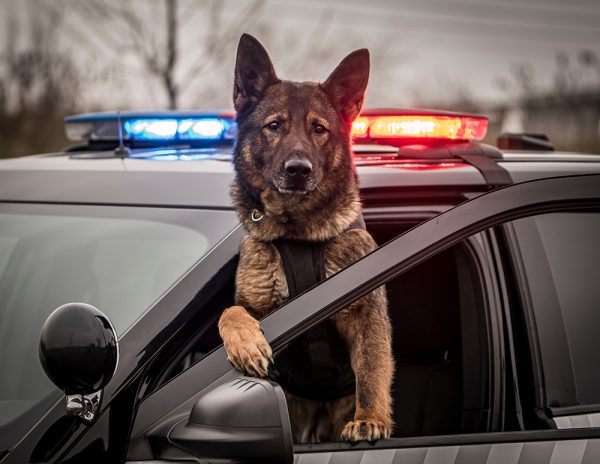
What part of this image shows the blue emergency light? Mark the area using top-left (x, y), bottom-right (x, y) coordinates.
top-left (64, 111), bottom-right (237, 146)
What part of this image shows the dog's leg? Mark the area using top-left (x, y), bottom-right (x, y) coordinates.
top-left (334, 291), bottom-right (394, 442)
top-left (219, 236), bottom-right (287, 378)
top-left (218, 305), bottom-right (272, 378)
top-left (325, 230), bottom-right (394, 442)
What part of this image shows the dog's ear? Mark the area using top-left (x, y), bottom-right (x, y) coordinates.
top-left (321, 49), bottom-right (370, 123)
top-left (234, 34), bottom-right (279, 114)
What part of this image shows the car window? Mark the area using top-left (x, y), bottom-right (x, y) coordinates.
top-left (0, 203), bottom-right (238, 429)
top-left (511, 211), bottom-right (600, 407)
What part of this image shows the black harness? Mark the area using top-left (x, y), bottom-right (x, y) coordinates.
top-left (269, 215), bottom-right (365, 401)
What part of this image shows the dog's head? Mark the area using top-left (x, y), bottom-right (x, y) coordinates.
top-left (232, 33), bottom-right (369, 200)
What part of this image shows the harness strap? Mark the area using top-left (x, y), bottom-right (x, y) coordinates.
top-left (269, 213), bottom-right (365, 400)
top-left (274, 212), bottom-right (365, 296)
top-left (275, 240), bottom-right (326, 297)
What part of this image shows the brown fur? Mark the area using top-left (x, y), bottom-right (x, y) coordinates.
top-left (218, 34), bottom-right (394, 443)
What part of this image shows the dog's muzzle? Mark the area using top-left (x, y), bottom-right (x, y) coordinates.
top-left (277, 159), bottom-right (314, 194)
top-left (284, 159), bottom-right (312, 178)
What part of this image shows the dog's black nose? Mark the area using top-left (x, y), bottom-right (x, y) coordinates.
top-left (284, 159), bottom-right (312, 178)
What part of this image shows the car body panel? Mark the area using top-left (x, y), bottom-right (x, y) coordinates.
top-left (2, 136), bottom-right (600, 462)
top-left (291, 436), bottom-right (600, 464)
top-left (499, 161), bottom-right (600, 183)
top-left (0, 169), bottom-right (234, 207)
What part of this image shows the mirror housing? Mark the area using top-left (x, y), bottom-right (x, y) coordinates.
top-left (169, 377), bottom-right (293, 464)
top-left (39, 302), bottom-right (118, 422)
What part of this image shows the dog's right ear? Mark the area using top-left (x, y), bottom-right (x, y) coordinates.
top-left (321, 49), bottom-right (370, 123)
top-left (234, 34), bottom-right (279, 114)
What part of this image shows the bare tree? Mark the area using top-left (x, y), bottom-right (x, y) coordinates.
top-left (179, 0), bottom-right (269, 105)
top-left (495, 63), bottom-right (537, 103)
top-left (67, 0), bottom-right (266, 109)
top-left (579, 49), bottom-right (600, 83)
top-left (0, 1), bottom-right (83, 157)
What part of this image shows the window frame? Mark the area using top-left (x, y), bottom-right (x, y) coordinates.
top-left (461, 231), bottom-right (506, 433)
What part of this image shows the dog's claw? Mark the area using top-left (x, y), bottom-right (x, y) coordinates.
top-left (232, 347), bottom-right (271, 378)
top-left (222, 327), bottom-right (272, 379)
top-left (267, 356), bottom-right (279, 381)
top-left (219, 306), bottom-right (273, 379)
top-left (341, 420), bottom-right (390, 442)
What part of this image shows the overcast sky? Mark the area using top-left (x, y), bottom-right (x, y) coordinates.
top-left (2, 0), bottom-right (600, 111)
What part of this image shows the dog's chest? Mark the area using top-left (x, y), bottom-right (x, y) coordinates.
top-left (235, 231), bottom-right (370, 318)
top-left (239, 237), bottom-right (358, 400)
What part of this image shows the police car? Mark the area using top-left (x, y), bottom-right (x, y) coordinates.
top-left (1, 109), bottom-right (600, 464)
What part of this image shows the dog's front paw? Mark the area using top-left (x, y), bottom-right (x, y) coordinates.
top-left (340, 419), bottom-right (390, 442)
top-left (219, 306), bottom-right (272, 378)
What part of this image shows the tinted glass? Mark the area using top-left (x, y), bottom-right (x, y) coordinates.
top-left (0, 204), bottom-right (237, 428)
top-left (512, 212), bottom-right (600, 405)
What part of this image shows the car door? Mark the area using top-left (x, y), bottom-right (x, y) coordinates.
top-left (110, 174), bottom-right (600, 463)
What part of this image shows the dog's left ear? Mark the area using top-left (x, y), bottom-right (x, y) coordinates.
top-left (234, 34), bottom-right (279, 114)
top-left (321, 49), bottom-right (370, 123)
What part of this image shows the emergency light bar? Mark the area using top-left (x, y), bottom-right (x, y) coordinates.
top-left (64, 108), bottom-right (488, 150)
top-left (64, 111), bottom-right (237, 145)
top-left (352, 109), bottom-right (488, 143)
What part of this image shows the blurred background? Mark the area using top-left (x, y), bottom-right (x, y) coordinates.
top-left (0, 0), bottom-right (599, 158)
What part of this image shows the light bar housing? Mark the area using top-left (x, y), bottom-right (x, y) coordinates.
top-left (352, 108), bottom-right (488, 144)
top-left (64, 111), bottom-right (237, 146)
top-left (64, 108), bottom-right (489, 151)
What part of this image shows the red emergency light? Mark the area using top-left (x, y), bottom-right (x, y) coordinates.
top-left (352, 109), bottom-right (488, 142)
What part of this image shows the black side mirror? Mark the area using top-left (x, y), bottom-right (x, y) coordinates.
top-left (39, 303), bottom-right (118, 422)
top-left (169, 377), bottom-right (293, 464)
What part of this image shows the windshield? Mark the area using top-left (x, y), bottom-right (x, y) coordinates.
top-left (0, 203), bottom-right (237, 429)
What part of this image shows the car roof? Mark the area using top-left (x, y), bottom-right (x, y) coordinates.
top-left (1, 145), bottom-right (599, 207)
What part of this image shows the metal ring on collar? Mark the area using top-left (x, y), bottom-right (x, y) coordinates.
top-left (251, 210), bottom-right (264, 222)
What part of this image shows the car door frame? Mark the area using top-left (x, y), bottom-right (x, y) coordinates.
top-left (126, 173), bottom-right (600, 462)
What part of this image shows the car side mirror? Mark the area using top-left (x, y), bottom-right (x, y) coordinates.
top-left (169, 377), bottom-right (293, 464)
top-left (39, 302), bottom-right (118, 422)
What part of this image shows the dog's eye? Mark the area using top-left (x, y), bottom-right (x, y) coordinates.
top-left (266, 121), bottom-right (280, 132)
top-left (314, 124), bottom-right (326, 134)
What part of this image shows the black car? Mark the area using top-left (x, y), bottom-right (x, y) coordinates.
top-left (1, 110), bottom-right (600, 463)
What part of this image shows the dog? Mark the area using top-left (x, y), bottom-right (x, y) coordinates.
top-left (218, 33), bottom-right (394, 443)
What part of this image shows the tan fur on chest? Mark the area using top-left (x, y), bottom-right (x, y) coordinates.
top-left (235, 229), bottom-right (376, 319)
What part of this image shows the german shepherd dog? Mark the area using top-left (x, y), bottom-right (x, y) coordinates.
top-left (218, 34), bottom-right (394, 443)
